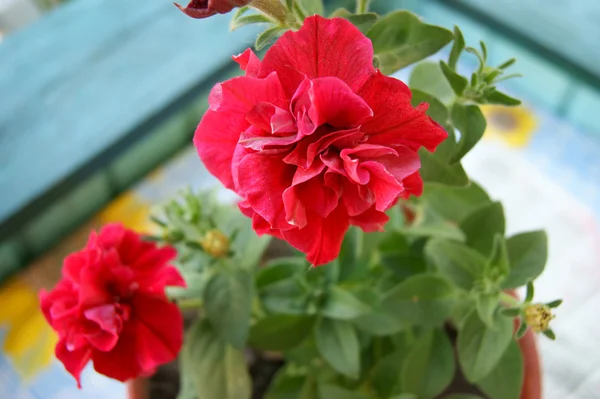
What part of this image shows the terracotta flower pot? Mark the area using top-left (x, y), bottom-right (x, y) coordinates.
top-left (127, 377), bottom-right (149, 399)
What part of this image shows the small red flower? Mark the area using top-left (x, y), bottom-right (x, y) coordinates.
top-left (175, 0), bottom-right (251, 19)
top-left (39, 224), bottom-right (186, 387)
top-left (194, 16), bottom-right (448, 265)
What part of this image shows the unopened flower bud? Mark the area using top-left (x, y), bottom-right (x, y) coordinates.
top-left (524, 304), bottom-right (554, 333)
top-left (175, 0), bottom-right (252, 19)
top-left (200, 229), bottom-right (230, 257)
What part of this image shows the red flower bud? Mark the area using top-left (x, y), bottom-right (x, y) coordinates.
top-left (174, 0), bottom-right (252, 19)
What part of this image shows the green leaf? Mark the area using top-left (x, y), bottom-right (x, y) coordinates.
top-left (401, 329), bottom-right (455, 398)
top-left (477, 340), bottom-right (524, 399)
top-left (546, 299), bottom-right (563, 308)
top-left (440, 61), bottom-right (468, 96)
top-left (256, 26), bottom-right (286, 50)
top-left (525, 281), bottom-right (534, 303)
top-left (264, 366), bottom-right (308, 399)
top-left (502, 231), bottom-right (548, 289)
top-left (409, 62), bottom-right (455, 104)
top-left (330, 7), bottom-right (350, 17)
top-left (498, 58), bottom-right (516, 69)
top-left (372, 346), bottom-right (409, 397)
top-left (457, 310), bottom-right (513, 382)
top-left (183, 320), bottom-right (251, 399)
top-left (342, 13), bottom-right (379, 34)
top-left (448, 26), bottom-right (465, 70)
top-left (248, 315), bottom-right (314, 351)
top-left (384, 274), bottom-right (455, 327)
top-left (501, 307), bottom-right (521, 317)
top-left (515, 320), bottom-right (528, 339)
top-left (476, 294), bottom-right (499, 327)
top-left (351, 292), bottom-right (407, 336)
top-left (419, 148), bottom-right (470, 187)
top-left (485, 90), bottom-right (522, 106)
top-left (322, 286), bottom-right (371, 320)
top-left (231, 13), bottom-right (275, 31)
top-left (391, 395), bottom-right (418, 399)
top-left (411, 89), bottom-right (449, 127)
top-left (204, 269), bottom-right (253, 349)
top-left (368, 11), bottom-right (453, 74)
top-left (256, 257), bottom-right (307, 289)
top-left (459, 202), bottom-right (505, 257)
top-left (443, 395), bottom-right (484, 399)
top-left (318, 384), bottom-right (370, 399)
top-left (296, 0), bottom-right (323, 16)
top-left (338, 227), bottom-right (369, 282)
top-left (450, 103), bottom-right (487, 163)
top-left (425, 239), bottom-right (488, 290)
top-left (487, 235), bottom-right (510, 283)
top-left (543, 329), bottom-right (556, 340)
top-left (422, 181), bottom-right (491, 223)
top-left (314, 318), bottom-right (360, 378)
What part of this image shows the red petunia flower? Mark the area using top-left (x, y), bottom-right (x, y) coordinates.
top-left (174, 0), bottom-right (251, 19)
top-left (39, 224), bottom-right (186, 387)
top-left (194, 16), bottom-right (448, 265)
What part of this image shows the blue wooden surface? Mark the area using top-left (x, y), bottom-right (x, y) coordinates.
top-left (456, 0), bottom-right (600, 78)
top-left (0, 0), bottom-right (257, 237)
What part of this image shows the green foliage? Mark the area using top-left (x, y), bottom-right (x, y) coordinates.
top-left (401, 329), bottom-right (455, 398)
top-left (425, 239), bottom-right (487, 291)
top-left (384, 274), bottom-right (455, 327)
top-left (367, 11), bottom-right (453, 74)
top-left (450, 103), bottom-right (487, 163)
top-left (477, 340), bottom-right (524, 399)
top-left (409, 62), bottom-right (455, 105)
top-left (457, 311), bottom-right (513, 382)
top-left (182, 320), bottom-right (251, 399)
top-left (248, 315), bottom-right (315, 351)
top-left (314, 317), bottom-right (361, 378)
top-left (502, 231), bottom-right (548, 288)
top-left (460, 202), bottom-right (506, 257)
top-left (204, 268), bottom-right (254, 349)
top-left (256, 26), bottom-right (287, 50)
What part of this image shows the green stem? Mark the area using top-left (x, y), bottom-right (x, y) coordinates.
top-left (251, 0), bottom-right (289, 24)
top-left (178, 298), bottom-right (203, 309)
top-left (499, 292), bottom-right (521, 307)
top-left (356, 0), bottom-right (370, 14)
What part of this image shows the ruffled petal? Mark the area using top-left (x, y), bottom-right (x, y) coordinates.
top-left (133, 294), bottom-right (183, 373)
top-left (350, 206), bottom-right (390, 232)
top-left (236, 153), bottom-right (295, 231)
top-left (260, 15), bottom-right (375, 97)
top-left (233, 48), bottom-right (261, 77)
top-left (358, 71), bottom-right (448, 152)
top-left (282, 205), bottom-right (349, 266)
top-left (56, 338), bottom-right (92, 388)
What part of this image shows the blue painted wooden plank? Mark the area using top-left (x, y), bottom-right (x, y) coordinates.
top-left (455, 0), bottom-right (600, 78)
top-left (0, 0), bottom-right (258, 235)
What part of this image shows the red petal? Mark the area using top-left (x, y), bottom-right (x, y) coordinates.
top-left (56, 338), bottom-right (92, 388)
top-left (350, 206), bottom-right (390, 232)
top-left (194, 109), bottom-right (247, 189)
top-left (260, 15), bottom-right (375, 97)
top-left (292, 77), bottom-right (373, 129)
top-left (400, 171), bottom-right (424, 198)
top-left (239, 200), bottom-right (284, 239)
top-left (361, 161), bottom-right (403, 211)
top-left (83, 305), bottom-right (121, 352)
top-left (92, 326), bottom-right (140, 382)
top-left (282, 205), bottom-right (349, 266)
top-left (358, 71), bottom-right (448, 152)
top-left (133, 294), bottom-right (183, 372)
top-left (233, 48), bottom-right (261, 76)
top-left (237, 154), bottom-right (295, 231)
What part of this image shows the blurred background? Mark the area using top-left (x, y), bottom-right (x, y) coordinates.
top-left (1, 0), bottom-right (599, 397)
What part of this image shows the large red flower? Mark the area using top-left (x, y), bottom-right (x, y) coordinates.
top-left (194, 16), bottom-right (447, 265)
top-left (39, 224), bottom-right (186, 387)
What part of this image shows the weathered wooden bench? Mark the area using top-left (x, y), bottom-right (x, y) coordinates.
top-left (0, 0), bottom-right (260, 278)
